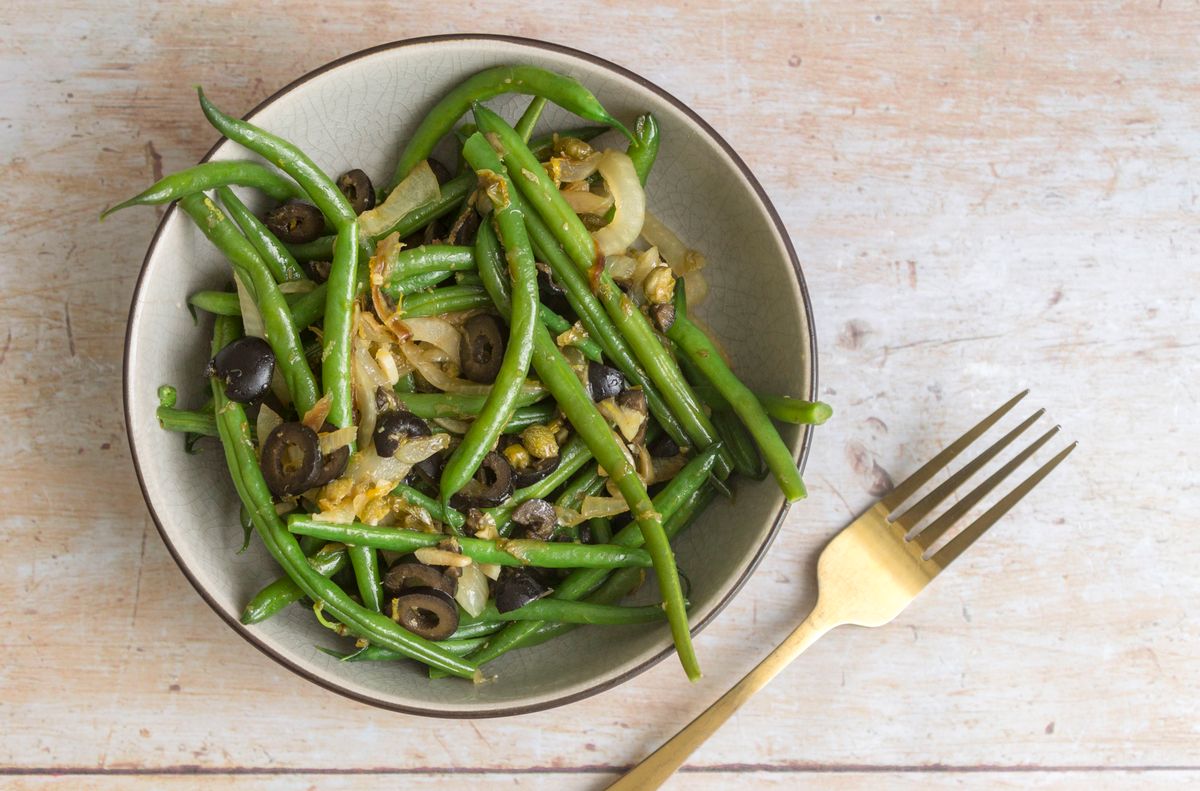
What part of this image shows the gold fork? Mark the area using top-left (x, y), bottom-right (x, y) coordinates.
top-left (609, 391), bottom-right (1075, 790)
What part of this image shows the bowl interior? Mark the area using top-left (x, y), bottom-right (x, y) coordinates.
top-left (125, 36), bottom-right (815, 716)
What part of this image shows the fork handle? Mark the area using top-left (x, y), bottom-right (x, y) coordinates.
top-left (608, 609), bottom-right (835, 790)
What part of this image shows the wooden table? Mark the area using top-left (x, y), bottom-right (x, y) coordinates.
top-left (4, 2), bottom-right (1196, 788)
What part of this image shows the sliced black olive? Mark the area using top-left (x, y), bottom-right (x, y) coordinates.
top-left (389, 586), bottom-right (458, 640)
top-left (383, 561), bottom-right (456, 597)
top-left (446, 206), bottom-right (480, 246)
top-left (305, 259), bottom-right (332, 283)
top-left (308, 424), bottom-right (350, 488)
top-left (650, 302), bottom-right (676, 333)
top-left (449, 451), bottom-right (513, 510)
top-left (460, 314), bottom-right (505, 384)
top-left (408, 449), bottom-right (447, 489)
top-left (260, 422), bottom-right (321, 497)
top-left (373, 409), bottom-right (431, 457)
top-left (648, 433), bottom-right (681, 458)
top-left (336, 168), bottom-right (375, 214)
top-left (427, 158), bottom-right (452, 185)
top-left (588, 361), bottom-right (626, 402)
top-left (375, 385), bottom-right (399, 414)
top-left (494, 567), bottom-right (547, 613)
top-left (264, 201), bottom-right (325, 244)
top-left (512, 499), bottom-right (558, 541)
top-left (536, 263), bottom-right (572, 316)
top-left (207, 336), bottom-right (275, 403)
top-left (511, 453), bottom-right (561, 489)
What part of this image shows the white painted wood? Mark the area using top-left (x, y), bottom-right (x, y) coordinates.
top-left (2, 1), bottom-right (1196, 788)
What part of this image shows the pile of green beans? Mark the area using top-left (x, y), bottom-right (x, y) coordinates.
top-left (116, 62), bottom-right (824, 686)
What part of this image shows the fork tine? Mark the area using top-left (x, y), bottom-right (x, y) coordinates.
top-left (930, 441), bottom-right (1077, 569)
top-left (913, 425), bottom-right (1061, 551)
top-left (892, 409), bottom-right (1045, 536)
top-left (881, 390), bottom-right (1029, 513)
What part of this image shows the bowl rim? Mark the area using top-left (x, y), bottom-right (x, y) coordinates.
top-left (123, 33), bottom-right (819, 718)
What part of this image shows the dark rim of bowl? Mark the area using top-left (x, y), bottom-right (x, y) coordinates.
top-left (123, 33), bottom-right (819, 719)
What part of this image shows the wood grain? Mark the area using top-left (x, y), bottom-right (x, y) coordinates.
top-left (2, 1), bottom-right (1197, 788)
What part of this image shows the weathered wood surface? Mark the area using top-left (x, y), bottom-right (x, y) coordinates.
top-left (2, 1), bottom-right (1197, 788)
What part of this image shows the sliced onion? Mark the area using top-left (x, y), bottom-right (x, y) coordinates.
top-left (597, 397), bottom-right (645, 442)
top-left (404, 317), bottom-right (461, 362)
top-left (312, 504), bottom-right (357, 524)
top-left (562, 189), bottom-right (613, 216)
top-left (234, 273), bottom-right (265, 339)
top-left (454, 562), bottom-right (489, 618)
top-left (400, 340), bottom-right (544, 398)
top-left (682, 270), bottom-right (709, 308)
top-left (581, 495), bottom-right (630, 520)
top-left (256, 403), bottom-right (283, 448)
top-left (591, 150), bottom-right (645, 256)
top-left (375, 348), bottom-right (401, 385)
top-left (414, 547), bottom-right (472, 568)
top-left (605, 254), bottom-right (638, 282)
top-left (391, 432), bottom-right (452, 464)
top-left (318, 426), bottom-right (357, 455)
top-left (357, 160), bottom-right (440, 238)
top-left (554, 505), bottom-right (584, 528)
top-left (550, 151), bottom-right (601, 182)
top-left (479, 563), bottom-right (502, 581)
top-left (301, 393), bottom-right (332, 432)
top-left (277, 279), bottom-right (316, 295)
top-left (433, 417), bottom-right (471, 434)
top-left (369, 234), bottom-right (411, 342)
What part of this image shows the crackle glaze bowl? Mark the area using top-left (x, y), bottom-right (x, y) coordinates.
top-left (124, 35), bottom-right (816, 716)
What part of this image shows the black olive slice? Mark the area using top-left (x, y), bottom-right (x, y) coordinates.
top-left (449, 451), bottom-right (514, 510)
top-left (264, 201), bottom-right (325, 244)
top-left (260, 422), bottom-right (322, 497)
top-left (389, 587), bottom-right (458, 640)
top-left (510, 453), bottom-right (561, 490)
top-left (373, 409), bottom-right (431, 457)
top-left (336, 168), bottom-right (376, 214)
top-left (648, 433), bottom-right (681, 458)
top-left (512, 499), bottom-right (557, 540)
top-left (494, 568), bottom-right (548, 614)
top-left (460, 314), bottom-right (505, 384)
top-left (208, 336), bottom-right (275, 403)
top-left (383, 561), bottom-right (456, 597)
top-left (587, 361), bottom-right (626, 402)
top-left (427, 158), bottom-right (452, 185)
top-left (536, 263), bottom-right (572, 317)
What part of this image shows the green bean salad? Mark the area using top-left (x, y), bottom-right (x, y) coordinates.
top-left (112, 64), bottom-right (832, 683)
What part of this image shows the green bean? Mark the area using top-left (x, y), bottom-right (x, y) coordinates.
top-left (667, 285), bottom-right (806, 501)
top-left (179, 193), bottom-right (320, 415)
top-left (198, 89), bottom-right (355, 227)
top-left (347, 545), bottom-right (383, 612)
top-left (515, 96), bottom-right (547, 142)
top-left (395, 371), bottom-right (416, 394)
top-left (326, 637), bottom-right (489, 661)
top-left (287, 517), bottom-right (654, 570)
top-left (450, 620), bottom-right (506, 640)
top-left (474, 105), bottom-right (728, 477)
top-left (156, 405), bottom-right (218, 437)
top-left (528, 125), bottom-right (610, 161)
top-left (391, 482), bottom-right (466, 532)
top-left (240, 544), bottom-right (348, 625)
top-left (387, 65), bottom-right (631, 189)
top-left (689, 380), bottom-right (833, 426)
top-left (209, 315), bottom-right (479, 680)
top-left (626, 113), bottom-right (661, 186)
top-left (554, 465), bottom-right (606, 511)
top-left (398, 390), bottom-right (547, 420)
top-left (469, 443), bottom-right (722, 669)
top-left (455, 271), bottom-right (484, 287)
top-left (380, 245), bottom-right (476, 299)
top-left (100, 161), bottom-right (304, 219)
top-left (189, 284), bottom-right (328, 329)
top-left (711, 405), bottom-right (766, 480)
top-left (500, 401), bottom-right (558, 434)
top-left (440, 137), bottom-right (543, 506)
top-left (322, 223), bottom-right (359, 430)
top-left (465, 148), bottom-right (699, 678)
top-left (537, 301), bottom-right (604, 362)
top-left (215, 186), bottom-right (306, 282)
top-left (401, 285), bottom-right (491, 317)
top-left (461, 598), bottom-right (670, 627)
top-left (487, 433), bottom-right (594, 533)
top-left (392, 270), bottom-right (457, 295)
top-left (588, 517), bottom-right (613, 544)
top-left (286, 235), bottom-right (334, 263)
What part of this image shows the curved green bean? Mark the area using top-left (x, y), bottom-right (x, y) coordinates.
top-left (381, 245), bottom-right (476, 299)
top-left (388, 64), bottom-right (631, 188)
top-left (100, 161), bottom-right (304, 219)
top-left (688, 379), bottom-right (833, 426)
top-left (462, 598), bottom-right (670, 627)
top-left (287, 517), bottom-right (654, 570)
top-left (323, 223), bottom-right (359, 430)
top-left (240, 544), bottom-right (348, 625)
top-left (210, 315), bottom-right (479, 680)
top-left (667, 285), bottom-right (806, 501)
top-left (327, 637), bottom-right (489, 661)
top-left (627, 113), bottom-right (661, 186)
top-left (215, 186), bottom-right (306, 282)
top-left (179, 193), bottom-right (319, 415)
top-left (515, 96), bottom-right (547, 142)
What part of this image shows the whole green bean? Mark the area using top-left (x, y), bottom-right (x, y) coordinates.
top-left (323, 223), bottom-right (360, 430)
top-left (327, 637), bottom-right (488, 661)
top-left (286, 235), bottom-right (335, 262)
top-left (688, 379), bottom-right (833, 426)
top-left (474, 105), bottom-right (728, 477)
top-left (189, 284), bottom-right (328, 329)
top-left (240, 544), bottom-right (348, 625)
top-left (515, 96), bottom-right (547, 142)
top-left (287, 517), bottom-right (654, 570)
top-left (347, 544), bottom-right (383, 612)
top-left (466, 153), bottom-right (699, 679)
top-left (469, 443), bottom-right (722, 668)
top-left (392, 270), bottom-right (457, 295)
top-left (450, 620), bottom-right (506, 640)
top-left (388, 64), bottom-right (631, 189)
top-left (179, 193), bottom-right (319, 415)
top-left (462, 598), bottom-right (670, 627)
top-left (209, 316), bottom-right (479, 680)
top-left (215, 186), bottom-right (306, 282)
top-left (381, 245), bottom-right (476, 299)
top-left (440, 138), bottom-right (541, 506)
top-left (711, 406), bottom-right (767, 481)
top-left (528, 125), bottom-right (610, 160)
top-left (588, 517), bottom-right (613, 544)
top-left (100, 161), bottom-right (305, 219)
top-left (500, 401), bottom-right (558, 434)
top-left (455, 271), bottom-right (484, 287)
top-left (401, 285), bottom-right (491, 317)
top-left (398, 390), bottom-right (547, 420)
top-left (626, 113), bottom-right (661, 186)
top-left (668, 285), bottom-right (806, 501)
top-left (391, 482), bottom-right (466, 532)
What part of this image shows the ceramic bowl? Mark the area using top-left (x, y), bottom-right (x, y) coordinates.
top-left (125, 35), bottom-right (816, 716)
